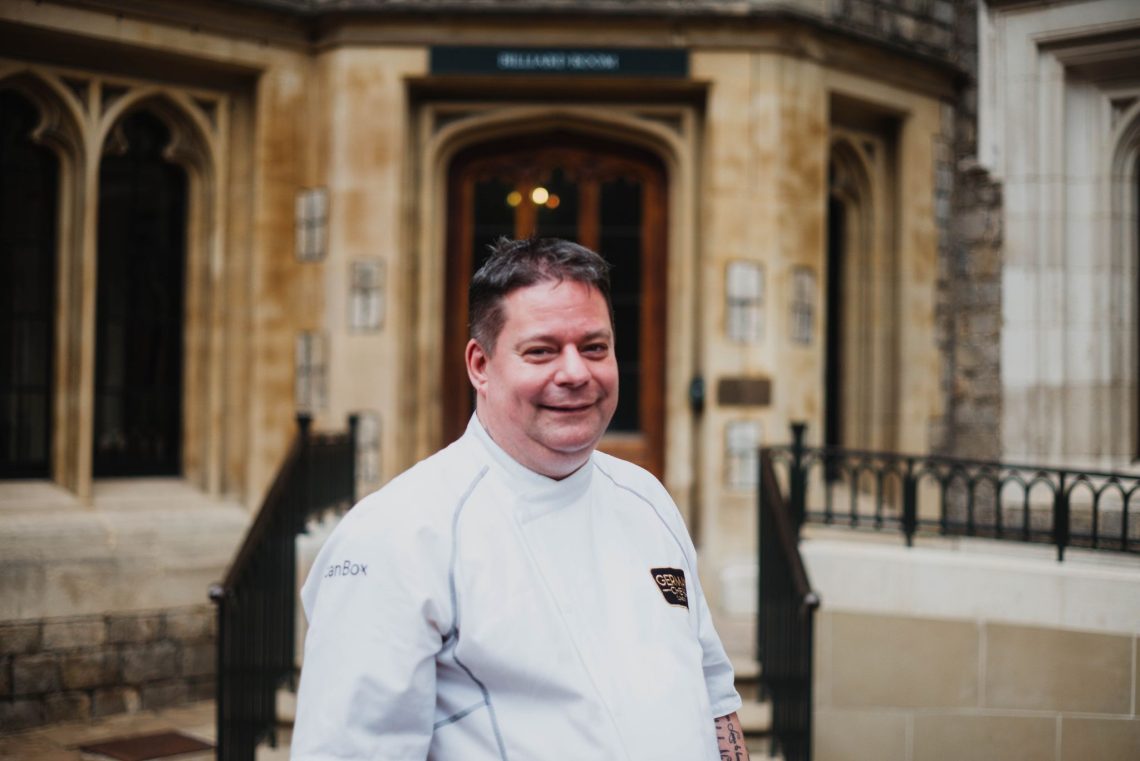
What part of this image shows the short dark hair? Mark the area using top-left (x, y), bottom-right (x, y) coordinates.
top-left (469, 237), bottom-right (612, 354)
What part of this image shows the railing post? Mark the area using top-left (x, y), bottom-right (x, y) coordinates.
top-left (208, 584), bottom-right (226, 760)
top-left (790, 422), bottom-right (807, 529)
top-left (348, 413), bottom-right (360, 504)
top-left (297, 413), bottom-right (313, 521)
top-left (903, 457), bottom-right (917, 547)
top-left (1054, 470), bottom-right (1069, 562)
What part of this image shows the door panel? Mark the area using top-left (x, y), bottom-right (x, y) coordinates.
top-left (445, 135), bottom-right (667, 478)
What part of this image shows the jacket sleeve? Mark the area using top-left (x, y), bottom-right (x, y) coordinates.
top-left (691, 564), bottom-right (743, 719)
top-left (290, 491), bottom-right (452, 761)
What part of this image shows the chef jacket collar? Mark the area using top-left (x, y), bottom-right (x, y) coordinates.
top-left (466, 414), bottom-right (594, 508)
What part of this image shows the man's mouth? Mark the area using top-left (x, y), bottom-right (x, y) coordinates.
top-left (540, 402), bottom-right (594, 413)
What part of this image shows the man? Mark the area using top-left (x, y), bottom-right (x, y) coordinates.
top-left (293, 238), bottom-right (749, 760)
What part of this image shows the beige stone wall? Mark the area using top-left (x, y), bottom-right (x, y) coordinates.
top-left (313, 46), bottom-right (427, 492)
top-left (2, 0), bottom-right (951, 649)
top-left (692, 50), bottom-right (945, 611)
top-left (0, 1), bottom-right (318, 623)
top-left (815, 610), bottom-right (1140, 761)
top-left (1, 0), bottom-right (319, 510)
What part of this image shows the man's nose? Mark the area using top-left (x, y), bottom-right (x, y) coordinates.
top-left (554, 346), bottom-right (590, 385)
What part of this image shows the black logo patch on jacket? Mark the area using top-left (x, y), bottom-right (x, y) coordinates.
top-left (650, 567), bottom-right (688, 609)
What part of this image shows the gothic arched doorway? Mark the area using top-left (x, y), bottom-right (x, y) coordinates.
top-left (443, 132), bottom-right (668, 477)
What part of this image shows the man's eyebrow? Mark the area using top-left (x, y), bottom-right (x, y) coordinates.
top-left (514, 329), bottom-right (613, 346)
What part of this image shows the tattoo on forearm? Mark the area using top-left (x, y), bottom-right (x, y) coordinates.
top-left (714, 714), bottom-right (748, 761)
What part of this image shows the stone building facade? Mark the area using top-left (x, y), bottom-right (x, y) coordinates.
top-left (1, 0), bottom-right (1137, 756)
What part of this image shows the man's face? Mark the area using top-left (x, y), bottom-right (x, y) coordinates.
top-left (466, 279), bottom-right (618, 479)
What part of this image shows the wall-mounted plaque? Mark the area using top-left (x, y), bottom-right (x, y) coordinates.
top-left (295, 187), bottom-right (328, 262)
top-left (349, 259), bottom-right (385, 332)
top-left (295, 331), bottom-right (327, 413)
top-left (717, 377), bottom-right (772, 407)
top-left (790, 266), bottom-right (816, 345)
top-left (430, 46), bottom-right (689, 78)
top-left (726, 260), bottom-right (764, 343)
top-left (356, 410), bottom-right (381, 490)
top-left (725, 420), bottom-right (762, 490)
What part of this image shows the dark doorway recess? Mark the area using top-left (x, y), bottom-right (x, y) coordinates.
top-left (0, 90), bottom-right (58, 479)
top-left (94, 110), bottom-right (187, 477)
top-left (445, 132), bottom-right (668, 477)
top-left (825, 190), bottom-right (845, 457)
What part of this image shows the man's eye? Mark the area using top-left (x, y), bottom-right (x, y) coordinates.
top-left (524, 347), bottom-right (554, 357)
top-left (583, 344), bottom-right (609, 355)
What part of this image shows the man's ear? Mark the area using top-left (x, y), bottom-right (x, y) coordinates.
top-left (465, 338), bottom-right (490, 396)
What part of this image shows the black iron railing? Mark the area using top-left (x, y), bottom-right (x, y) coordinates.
top-left (757, 449), bottom-right (818, 761)
top-left (770, 423), bottom-right (1139, 561)
top-left (757, 424), bottom-right (1140, 761)
top-left (209, 414), bottom-right (356, 761)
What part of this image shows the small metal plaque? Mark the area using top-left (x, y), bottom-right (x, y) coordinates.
top-left (717, 377), bottom-right (771, 407)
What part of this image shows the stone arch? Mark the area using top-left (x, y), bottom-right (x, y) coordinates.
top-left (99, 89), bottom-right (216, 179)
top-left (0, 69), bottom-right (87, 488)
top-left (95, 89), bottom-right (222, 487)
top-left (0, 69), bottom-right (85, 161)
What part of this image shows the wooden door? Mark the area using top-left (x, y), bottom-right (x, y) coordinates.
top-left (444, 134), bottom-right (667, 478)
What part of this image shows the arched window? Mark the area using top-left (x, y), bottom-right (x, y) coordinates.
top-left (0, 89), bottom-right (58, 478)
top-left (94, 110), bottom-right (188, 476)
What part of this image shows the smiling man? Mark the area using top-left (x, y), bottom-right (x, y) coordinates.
top-left (292, 238), bottom-right (747, 761)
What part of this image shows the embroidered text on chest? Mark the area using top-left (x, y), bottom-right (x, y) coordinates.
top-left (650, 567), bottom-right (688, 608)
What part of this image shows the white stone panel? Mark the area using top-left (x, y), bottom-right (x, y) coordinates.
top-left (1040, 327), bottom-right (1065, 384)
top-left (798, 531), bottom-right (1140, 635)
top-left (1001, 324), bottom-right (1038, 388)
top-left (1036, 266), bottom-right (1066, 329)
top-left (1002, 266), bottom-right (1036, 326)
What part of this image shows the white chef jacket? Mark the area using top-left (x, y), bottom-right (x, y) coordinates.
top-left (292, 416), bottom-right (741, 761)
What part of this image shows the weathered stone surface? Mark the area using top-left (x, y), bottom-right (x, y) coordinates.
top-left (43, 618), bottom-right (106, 651)
top-left (0, 623), bottom-right (41, 656)
top-left (181, 642), bottom-right (215, 678)
top-left (12, 653), bottom-right (60, 696)
top-left (60, 649), bottom-right (119, 690)
top-left (932, 0), bottom-right (1003, 462)
top-left (44, 691), bottom-right (92, 723)
top-left (106, 613), bottom-right (163, 644)
top-left (932, 0), bottom-right (955, 25)
top-left (0, 698), bottom-right (44, 732)
top-left (140, 679), bottom-right (189, 710)
top-left (92, 686), bottom-right (140, 718)
top-left (188, 676), bottom-right (216, 702)
top-left (164, 608), bottom-right (214, 642)
top-left (0, 657), bottom-right (10, 697)
top-left (121, 642), bottom-right (179, 683)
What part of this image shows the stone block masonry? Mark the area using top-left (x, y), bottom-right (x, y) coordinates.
top-left (0, 606), bottom-right (215, 733)
top-left (827, 0), bottom-right (959, 64)
top-left (931, 0), bottom-right (1004, 461)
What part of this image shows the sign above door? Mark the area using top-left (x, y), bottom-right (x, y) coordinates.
top-left (430, 46), bottom-right (689, 78)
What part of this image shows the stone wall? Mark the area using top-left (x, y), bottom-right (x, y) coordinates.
top-left (826, 0), bottom-right (959, 62)
top-left (928, 0), bottom-right (1004, 459)
top-left (0, 606), bottom-right (215, 733)
top-left (814, 609), bottom-right (1140, 760)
